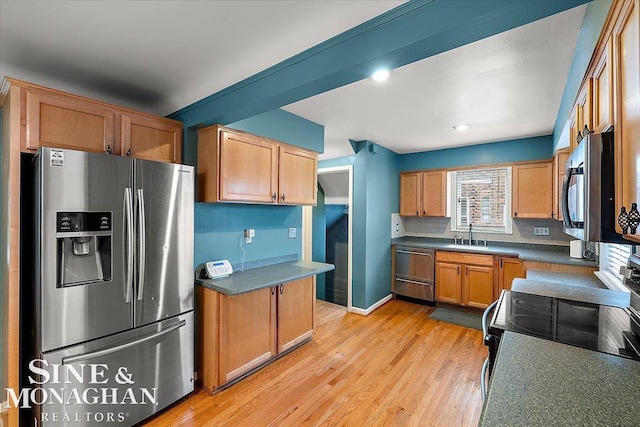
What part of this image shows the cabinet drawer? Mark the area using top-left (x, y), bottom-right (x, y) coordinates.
top-left (436, 251), bottom-right (493, 266)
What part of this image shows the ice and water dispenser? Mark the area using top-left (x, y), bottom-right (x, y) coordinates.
top-left (56, 211), bottom-right (112, 286)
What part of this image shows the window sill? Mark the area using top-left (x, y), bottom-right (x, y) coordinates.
top-left (595, 270), bottom-right (631, 293)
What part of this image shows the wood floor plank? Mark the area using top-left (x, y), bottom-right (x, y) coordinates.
top-left (144, 299), bottom-right (486, 426)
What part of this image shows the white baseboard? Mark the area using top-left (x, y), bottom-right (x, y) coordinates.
top-left (351, 294), bottom-right (393, 316)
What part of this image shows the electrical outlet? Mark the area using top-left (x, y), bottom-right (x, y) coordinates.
top-left (244, 229), bottom-right (254, 244)
top-left (533, 227), bottom-right (550, 236)
top-left (288, 227), bottom-right (297, 239)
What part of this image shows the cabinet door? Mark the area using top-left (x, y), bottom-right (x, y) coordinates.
top-left (400, 173), bottom-right (421, 216)
top-left (576, 83), bottom-right (593, 135)
top-left (25, 89), bottom-right (115, 154)
top-left (614, 0), bottom-right (640, 242)
top-left (422, 170), bottom-right (446, 217)
top-left (120, 112), bottom-right (182, 163)
top-left (593, 35), bottom-right (614, 133)
top-left (552, 150), bottom-right (569, 221)
top-left (278, 145), bottom-right (318, 205)
top-left (219, 288), bottom-right (277, 384)
top-left (435, 261), bottom-right (461, 305)
top-left (196, 287), bottom-right (219, 392)
top-left (219, 130), bottom-right (278, 203)
top-left (512, 162), bottom-right (553, 219)
top-left (277, 277), bottom-right (314, 353)
top-left (498, 257), bottom-right (524, 292)
top-left (464, 265), bottom-right (494, 309)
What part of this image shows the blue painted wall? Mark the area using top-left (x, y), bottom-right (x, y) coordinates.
top-left (193, 109), bottom-right (323, 268)
top-left (553, 0), bottom-right (613, 149)
top-left (319, 143), bottom-right (400, 310)
top-left (400, 135), bottom-right (554, 172)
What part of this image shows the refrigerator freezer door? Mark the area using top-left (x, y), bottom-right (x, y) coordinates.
top-left (36, 312), bottom-right (194, 427)
top-left (38, 147), bottom-right (134, 353)
top-left (134, 159), bottom-right (194, 327)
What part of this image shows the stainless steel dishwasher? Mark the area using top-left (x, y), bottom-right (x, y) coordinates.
top-left (393, 246), bottom-right (435, 302)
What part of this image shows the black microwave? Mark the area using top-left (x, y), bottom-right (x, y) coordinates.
top-left (562, 131), bottom-right (626, 243)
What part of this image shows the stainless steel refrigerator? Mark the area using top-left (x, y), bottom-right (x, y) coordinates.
top-left (28, 147), bottom-right (194, 426)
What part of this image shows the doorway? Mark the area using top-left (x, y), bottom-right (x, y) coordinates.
top-left (306, 165), bottom-right (353, 310)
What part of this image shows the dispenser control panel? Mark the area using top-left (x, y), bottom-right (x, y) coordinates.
top-left (57, 212), bottom-right (112, 232)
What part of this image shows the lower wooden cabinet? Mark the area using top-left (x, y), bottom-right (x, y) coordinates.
top-left (497, 257), bottom-right (525, 292)
top-left (197, 276), bottom-right (315, 393)
top-left (435, 251), bottom-right (494, 309)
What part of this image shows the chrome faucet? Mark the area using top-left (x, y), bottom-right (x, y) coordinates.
top-left (468, 224), bottom-right (474, 246)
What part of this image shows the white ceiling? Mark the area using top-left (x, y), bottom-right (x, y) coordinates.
top-left (0, 1), bottom-right (587, 159)
top-left (283, 5), bottom-right (587, 159)
top-left (0, 0), bottom-right (403, 115)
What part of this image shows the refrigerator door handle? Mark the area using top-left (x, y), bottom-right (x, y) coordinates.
top-left (124, 188), bottom-right (134, 303)
top-left (137, 188), bottom-right (146, 301)
top-left (62, 319), bottom-right (186, 365)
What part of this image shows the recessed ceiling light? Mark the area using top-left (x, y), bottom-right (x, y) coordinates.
top-left (371, 69), bottom-right (390, 82)
top-left (453, 124), bottom-right (469, 131)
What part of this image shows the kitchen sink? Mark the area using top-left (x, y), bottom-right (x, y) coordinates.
top-left (444, 243), bottom-right (491, 251)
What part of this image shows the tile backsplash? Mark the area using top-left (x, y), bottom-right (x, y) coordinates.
top-left (401, 217), bottom-right (571, 246)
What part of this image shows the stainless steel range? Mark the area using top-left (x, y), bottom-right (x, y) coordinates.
top-left (23, 147), bottom-right (195, 426)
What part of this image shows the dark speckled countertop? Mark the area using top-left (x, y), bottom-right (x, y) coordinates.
top-left (480, 332), bottom-right (640, 426)
top-left (196, 260), bottom-right (334, 295)
top-left (391, 236), bottom-right (598, 267)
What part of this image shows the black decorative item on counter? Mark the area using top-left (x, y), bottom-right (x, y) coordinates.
top-left (619, 206), bottom-right (629, 234)
top-left (629, 203), bottom-right (640, 235)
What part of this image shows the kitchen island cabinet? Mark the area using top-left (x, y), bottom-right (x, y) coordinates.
top-left (196, 273), bottom-right (321, 393)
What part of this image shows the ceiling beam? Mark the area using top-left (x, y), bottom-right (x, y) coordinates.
top-left (170, 0), bottom-right (591, 128)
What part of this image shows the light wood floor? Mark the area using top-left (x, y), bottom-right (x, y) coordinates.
top-left (144, 299), bottom-right (486, 426)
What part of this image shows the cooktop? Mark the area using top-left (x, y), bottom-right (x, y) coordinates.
top-left (489, 290), bottom-right (640, 361)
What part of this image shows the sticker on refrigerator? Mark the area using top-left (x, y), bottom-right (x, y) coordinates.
top-left (50, 149), bottom-right (64, 167)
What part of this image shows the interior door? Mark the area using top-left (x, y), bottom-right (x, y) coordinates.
top-left (134, 159), bottom-right (194, 327)
top-left (39, 147), bottom-right (133, 353)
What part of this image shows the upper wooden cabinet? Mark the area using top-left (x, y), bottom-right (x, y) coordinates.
top-left (512, 161), bottom-right (553, 219)
top-left (11, 78), bottom-right (183, 163)
top-left (120, 112), bottom-right (182, 163)
top-left (614, 0), bottom-right (640, 242)
top-left (399, 170), bottom-right (446, 217)
top-left (25, 88), bottom-right (116, 154)
top-left (197, 124), bottom-right (318, 205)
top-left (592, 35), bottom-right (614, 133)
top-left (552, 149), bottom-right (570, 221)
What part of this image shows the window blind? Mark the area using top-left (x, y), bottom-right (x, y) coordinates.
top-left (602, 243), bottom-right (632, 279)
top-left (455, 168), bottom-right (508, 233)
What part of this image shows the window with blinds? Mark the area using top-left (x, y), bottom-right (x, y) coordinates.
top-left (601, 243), bottom-right (632, 280)
top-left (451, 167), bottom-right (512, 233)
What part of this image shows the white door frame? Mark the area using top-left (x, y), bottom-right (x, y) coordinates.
top-left (303, 165), bottom-right (353, 312)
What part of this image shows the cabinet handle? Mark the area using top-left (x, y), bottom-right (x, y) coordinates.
top-left (106, 145), bottom-right (112, 155)
top-left (514, 212), bottom-right (518, 217)
top-left (281, 194), bottom-right (286, 202)
top-left (416, 210), bottom-right (419, 215)
top-left (271, 288), bottom-right (275, 296)
top-left (422, 210), bottom-right (426, 216)
top-left (279, 284), bottom-right (284, 294)
top-left (272, 193), bottom-right (277, 202)
top-left (551, 212), bottom-right (555, 218)
top-left (500, 259), bottom-right (503, 268)
top-left (457, 266), bottom-right (460, 275)
top-left (126, 148), bottom-right (131, 157)
top-left (466, 266), bottom-right (468, 276)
